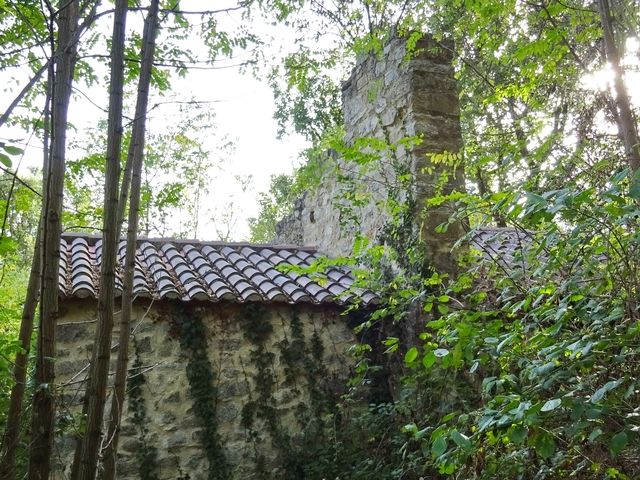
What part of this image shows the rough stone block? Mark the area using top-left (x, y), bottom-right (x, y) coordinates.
top-left (134, 335), bottom-right (153, 354)
top-left (57, 322), bottom-right (90, 343)
top-left (57, 359), bottom-right (88, 376)
top-left (164, 391), bottom-right (181, 403)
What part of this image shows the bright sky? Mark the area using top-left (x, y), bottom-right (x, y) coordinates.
top-left (2, 4), bottom-right (638, 242)
top-left (1, 2), bottom-right (310, 242)
top-left (152, 59), bottom-right (309, 240)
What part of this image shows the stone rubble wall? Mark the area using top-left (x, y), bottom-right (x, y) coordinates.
top-left (276, 35), bottom-right (466, 273)
top-left (54, 299), bottom-right (355, 479)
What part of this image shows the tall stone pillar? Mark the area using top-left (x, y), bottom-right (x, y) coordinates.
top-left (277, 34), bottom-right (466, 273)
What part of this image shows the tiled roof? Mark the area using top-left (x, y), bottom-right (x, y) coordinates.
top-left (470, 227), bottom-right (532, 268)
top-left (59, 228), bottom-right (525, 305)
top-left (58, 233), bottom-right (377, 306)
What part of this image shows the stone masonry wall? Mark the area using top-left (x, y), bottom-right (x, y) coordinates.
top-left (276, 35), bottom-right (466, 273)
top-left (54, 299), bottom-right (355, 479)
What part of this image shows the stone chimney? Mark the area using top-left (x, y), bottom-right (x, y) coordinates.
top-left (276, 34), bottom-right (465, 274)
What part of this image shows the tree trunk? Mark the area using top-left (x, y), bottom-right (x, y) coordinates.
top-left (73, 0), bottom-right (130, 478)
top-left (27, 1), bottom-right (80, 478)
top-left (598, 0), bottom-right (640, 172)
top-left (102, 2), bottom-right (161, 478)
top-left (74, 0), bottom-right (159, 480)
top-left (0, 68), bottom-right (51, 476)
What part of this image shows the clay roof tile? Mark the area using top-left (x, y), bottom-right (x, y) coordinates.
top-left (58, 233), bottom-right (378, 306)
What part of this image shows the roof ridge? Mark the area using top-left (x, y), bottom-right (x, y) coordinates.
top-left (61, 231), bottom-right (319, 252)
top-left (473, 226), bottom-right (519, 232)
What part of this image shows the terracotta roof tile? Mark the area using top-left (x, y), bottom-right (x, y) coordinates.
top-left (59, 234), bottom-right (376, 306)
top-left (470, 227), bottom-right (533, 268)
top-left (59, 228), bottom-right (519, 305)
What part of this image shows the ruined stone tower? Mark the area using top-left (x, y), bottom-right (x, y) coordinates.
top-left (276, 35), bottom-right (466, 273)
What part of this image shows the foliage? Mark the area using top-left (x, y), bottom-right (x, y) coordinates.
top-left (399, 173), bottom-right (640, 479)
top-left (268, 47), bottom-right (343, 142)
top-left (248, 174), bottom-right (298, 243)
top-left (0, 170), bottom-right (39, 396)
top-left (0, 170), bottom-right (39, 447)
top-left (0, 268), bottom-right (29, 431)
top-left (239, 304), bottom-right (299, 477)
top-left (175, 308), bottom-right (230, 480)
top-left (0, 0), bottom-right (638, 477)
top-left (64, 105), bottom-right (234, 238)
top-left (280, 160), bottom-right (640, 479)
top-left (0, 171), bottom-right (40, 267)
top-left (128, 337), bottom-right (160, 480)
top-left (248, 2), bottom-right (640, 474)
top-left (239, 304), bottom-right (349, 479)
top-left (258, 0), bottom-right (639, 196)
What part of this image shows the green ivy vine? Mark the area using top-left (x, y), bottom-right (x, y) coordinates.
top-left (239, 304), bottom-right (342, 479)
top-left (128, 337), bottom-right (160, 480)
top-left (175, 307), bottom-right (230, 480)
top-left (240, 304), bottom-right (306, 479)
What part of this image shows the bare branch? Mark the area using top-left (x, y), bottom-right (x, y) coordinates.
top-left (0, 166), bottom-right (42, 197)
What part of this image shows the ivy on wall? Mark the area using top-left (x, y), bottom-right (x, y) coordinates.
top-left (175, 307), bottom-right (230, 480)
top-left (128, 337), bottom-right (160, 480)
top-left (239, 304), bottom-right (299, 478)
top-left (238, 304), bottom-right (346, 479)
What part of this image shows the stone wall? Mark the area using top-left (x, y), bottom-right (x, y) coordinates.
top-left (54, 298), bottom-right (355, 479)
top-left (276, 35), bottom-right (466, 273)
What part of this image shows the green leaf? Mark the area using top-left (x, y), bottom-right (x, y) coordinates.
top-left (610, 431), bottom-right (629, 457)
top-left (478, 415), bottom-right (495, 432)
top-left (630, 170), bottom-right (640, 200)
top-left (0, 237), bottom-right (17, 256)
top-left (402, 423), bottom-right (418, 434)
top-left (2, 145), bottom-right (22, 156)
top-left (532, 431), bottom-right (555, 459)
top-left (450, 429), bottom-right (472, 451)
top-left (383, 336), bottom-right (399, 353)
top-left (540, 398), bottom-right (562, 412)
top-left (426, 319), bottom-right (444, 328)
top-left (590, 379), bottom-right (623, 403)
top-left (588, 427), bottom-right (603, 443)
top-left (404, 346), bottom-right (418, 364)
top-left (431, 435), bottom-right (447, 457)
top-left (508, 425), bottom-right (528, 444)
top-left (526, 192), bottom-right (547, 207)
top-left (0, 152), bottom-right (11, 168)
top-left (422, 351), bottom-right (436, 368)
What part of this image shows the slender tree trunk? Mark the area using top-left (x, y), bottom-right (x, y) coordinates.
top-left (0, 218), bottom-right (42, 480)
top-left (116, 139), bottom-right (133, 234)
top-left (2, 223), bottom-right (39, 435)
top-left (77, 0), bottom-right (159, 480)
top-left (0, 66), bottom-right (51, 477)
top-left (73, 0), bottom-right (130, 478)
top-left (598, 0), bottom-right (640, 172)
top-left (27, 1), bottom-right (80, 478)
top-left (102, 3), bottom-right (161, 478)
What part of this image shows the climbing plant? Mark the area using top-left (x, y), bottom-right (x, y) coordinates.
top-left (175, 307), bottom-right (230, 480)
top-left (239, 304), bottom-right (301, 478)
top-left (239, 304), bottom-right (352, 479)
top-left (127, 337), bottom-right (160, 480)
